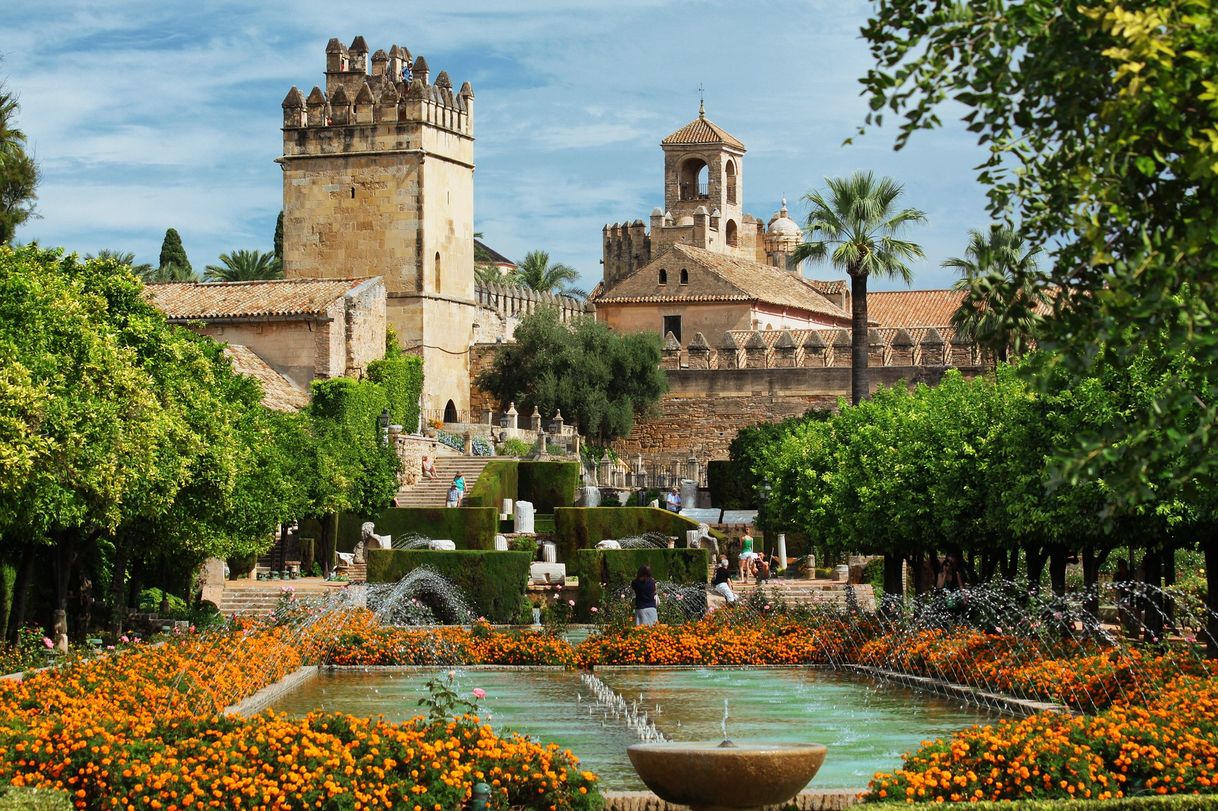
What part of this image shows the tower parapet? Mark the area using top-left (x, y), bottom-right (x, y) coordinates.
top-left (283, 36), bottom-right (474, 159)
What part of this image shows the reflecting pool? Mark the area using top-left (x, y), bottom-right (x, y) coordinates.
top-left (269, 667), bottom-right (997, 790)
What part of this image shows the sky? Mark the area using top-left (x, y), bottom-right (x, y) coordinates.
top-left (1, 1), bottom-right (994, 293)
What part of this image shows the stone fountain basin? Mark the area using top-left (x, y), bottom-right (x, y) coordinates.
top-left (627, 741), bottom-right (827, 810)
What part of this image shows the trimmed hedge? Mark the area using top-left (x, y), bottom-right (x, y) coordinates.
top-left (463, 459), bottom-right (519, 509)
top-left (572, 547), bottom-right (709, 621)
top-left (337, 507), bottom-right (498, 551)
top-left (553, 507), bottom-right (721, 564)
top-left (866, 799), bottom-right (1218, 810)
top-left (365, 549), bottom-right (531, 623)
top-left (517, 461), bottom-right (580, 512)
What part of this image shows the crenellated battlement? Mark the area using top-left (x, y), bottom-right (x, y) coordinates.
top-left (602, 219), bottom-right (652, 287)
top-left (658, 326), bottom-right (981, 371)
top-left (281, 35), bottom-right (474, 155)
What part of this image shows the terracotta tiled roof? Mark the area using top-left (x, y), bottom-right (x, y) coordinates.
top-left (593, 244), bottom-right (849, 321)
top-left (145, 278), bottom-right (376, 320)
top-left (222, 345), bottom-right (309, 412)
top-left (661, 114), bottom-right (745, 150)
top-left (806, 279), bottom-right (847, 297)
top-left (866, 289), bottom-right (966, 328)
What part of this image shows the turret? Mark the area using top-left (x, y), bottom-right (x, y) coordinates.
top-left (348, 36), bottom-right (368, 73)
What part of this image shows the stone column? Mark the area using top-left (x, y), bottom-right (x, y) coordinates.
top-left (506, 402), bottom-right (519, 430)
top-left (530, 405), bottom-right (542, 432)
top-left (776, 534), bottom-right (788, 571)
top-left (515, 501), bottom-right (535, 533)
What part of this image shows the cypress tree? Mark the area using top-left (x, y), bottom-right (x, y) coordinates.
top-left (158, 228), bottom-right (191, 274)
top-left (273, 211), bottom-right (283, 260)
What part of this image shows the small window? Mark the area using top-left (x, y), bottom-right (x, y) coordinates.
top-left (663, 315), bottom-right (682, 344)
top-left (434, 251), bottom-right (442, 293)
top-left (658, 269), bottom-right (668, 285)
top-left (679, 268), bottom-right (689, 285)
top-left (726, 219), bottom-right (738, 247)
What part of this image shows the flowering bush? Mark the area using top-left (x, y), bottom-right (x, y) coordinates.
top-left (0, 615), bottom-right (598, 810)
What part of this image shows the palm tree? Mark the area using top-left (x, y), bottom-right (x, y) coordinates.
top-left (945, 225), bottom-right (1048, 364)
top-left (146, 263), bottom-right (198, 284)
top-left (476, 264), bottom-right (514, 287)
top-left (87, 249), bottom-right (154, 280)
top-left (514, 250), bottom-right (585, 299)
top-left (0, 87), bottom-right (38, 244)
top-left (792, 171), bottom-right (926, 405)
top-left (204, 249), bottom-right (283, 282)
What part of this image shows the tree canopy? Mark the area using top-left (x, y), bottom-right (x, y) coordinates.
top-left (475, 307), bottom-right (666, 443)
top-left (157, 228), bottom-right (194, 280)
top-left (204, 249), bottom-right (283, 282)
top-left (859, 0), bottom-right (1218, 508)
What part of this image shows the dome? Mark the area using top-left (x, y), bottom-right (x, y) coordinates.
top-left (767, 198), bottom-right (801, 237)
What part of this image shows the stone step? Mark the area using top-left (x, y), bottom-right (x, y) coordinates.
top-left (396, 457), bottom-right (494, 507)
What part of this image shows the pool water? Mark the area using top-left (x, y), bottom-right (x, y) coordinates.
top-left (268, 667), bottom-right (996, 790)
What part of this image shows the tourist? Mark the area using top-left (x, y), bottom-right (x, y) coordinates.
top-left (754, 553), bottom-right (771, 585)
top-left (711, 557), bottom-right (738, 605)
top-left (445, 482), bottom-right (460, 508)
top-left (737, 533), bottom-right (755, 582)
top-left (453, 473), bottom-right (465, 506)
top-left (664, 487), bottom-right (681, 512)
top-left (421, 455), bottom-right (437, 479)
top-left (936, 554), bottom-right (966, 614)
top-left (631, 564), bottom-right (658, 626)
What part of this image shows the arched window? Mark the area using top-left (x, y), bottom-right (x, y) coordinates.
top-left (725, 160), bottom-right (737, 205)
top-left (658, 269), bottom-right (668, 285)
top-left (434, 251), bottom-right (441, 292)
top-left (679, 157), bottom-right (709, 201)
top-left (679, 268), bottom-right (689, 285)
top-left (443, 400), bottom-right (458, 423)
top-left (725, 219), bottom-right (738, 247)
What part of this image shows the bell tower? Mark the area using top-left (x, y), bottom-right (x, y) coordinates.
top-left (660, 102), bottom-right (747, 254)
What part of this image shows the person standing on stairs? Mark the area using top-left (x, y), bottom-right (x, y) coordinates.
top-left (453, 473), bottom-right (466, 507)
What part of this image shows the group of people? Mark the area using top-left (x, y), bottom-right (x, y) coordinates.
top-left (629, 533), bottom-right (782, 622)
top-left (420, 455), bottom-right (466, 508)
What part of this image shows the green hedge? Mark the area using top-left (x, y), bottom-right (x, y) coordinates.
top-left (366, 345), bottom-right (424, 431)
top-left (337, 507), bottom-right (498, 551)
top-left (365, 549), bottom-right (531, 623)
top-left (517, 461), bottom-right (579, 512)
top-left (553, 507), bottom-right (721, 564)
top-left (866, 798), bottom-right (1218, 810)
top-left (463, 459), bottom-right (519, 509)
top-left (572, 547), bottom-right (709, 621)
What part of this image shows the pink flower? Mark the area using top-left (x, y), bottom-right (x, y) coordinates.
top-left (763, 604), bottom-right (771, 611)
top-left (42, 637), bottom-right (53, 649)
top-left (473, 688), bottom-right (486, 699)
top-left (675, 594), bottom-right (682, 600)
top-left (590, 607), bottom-right (599, 613)
top-left (477, 616), bottom-right (487, 622)
top-left (568, 599), bottom-right (575, 606)
top-left (120, 635), bottom-right (129, 644)
top-left (105, 645), bottom-right (115, 651)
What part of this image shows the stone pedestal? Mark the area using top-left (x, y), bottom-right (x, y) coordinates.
top-left (200, 557), bottom-right (227, 606)
top-left (515, 500), bottom-right (535, 533)
top-left (502, 498), bottom-right (513, 516)
top-left (493, 534), bottom-right (509, 551)
top-left (833, 564), bottom-right (850, 582)
top-left (541, 542), bottom-right (557, 563)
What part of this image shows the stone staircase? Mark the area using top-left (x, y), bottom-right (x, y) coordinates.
top-left (732, 579), bottom-right (875, 612)
top-left (215, 578), bottom-right (351, 617)
top-left (395, 456), bottom-right (494, 508)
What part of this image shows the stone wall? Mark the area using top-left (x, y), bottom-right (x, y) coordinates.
top-left (611, 364), bottom-right (964, 460)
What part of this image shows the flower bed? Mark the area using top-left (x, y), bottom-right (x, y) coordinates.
top-left (0, 616), bottom-right (598, 810)
top-left (320, 616), bottom-right (578, 667)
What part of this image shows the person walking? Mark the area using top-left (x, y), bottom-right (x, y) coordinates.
top-left (445, 482), bottom-right (460, 508)
top-left (453, 473), bottom-right (465, 507)
top-left (631, 564), bottom-right (659, 626)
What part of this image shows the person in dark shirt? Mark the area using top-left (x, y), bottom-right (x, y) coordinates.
top-left (711, 557), bottom-right (738, 605)
top-left (631, 565), bottom-right (658, 626)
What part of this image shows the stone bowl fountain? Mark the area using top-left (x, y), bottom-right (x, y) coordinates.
top-left (627, 739), bottom-right (827, 811)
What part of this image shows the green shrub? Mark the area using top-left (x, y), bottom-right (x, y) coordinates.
top-left (463, 459), bottom-right (519, 509)
top-left (572, 548), bottom-right (708, 622)
top-left (337, 508), bottom-right (497, 550)
top-left (517, 461), bottom-right (579, 512)
top-left (553, 507), bottom-right (723, 564)
top-left (137, 588), bottom-right (187, 616)
top-left (366, 349), bottom-right (424, 432)
top-left (365, 550), bottom-right (531, 623)
top-left (862, 557), bottom-right (884, 596)
top-left (495, 438), bottom-right (533, 457)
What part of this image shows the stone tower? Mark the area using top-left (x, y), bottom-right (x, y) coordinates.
top-left (280, 36), bottom-right (477, 421)
top-left (602, 105), bottom-right (767, 287)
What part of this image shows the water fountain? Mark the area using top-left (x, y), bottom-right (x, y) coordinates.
top-left (613, 532), bottom-right (669, 549)
top-left (627, 697), bottom-right (827, 811)
top-left (366, 566), bottom-right (476, 626)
